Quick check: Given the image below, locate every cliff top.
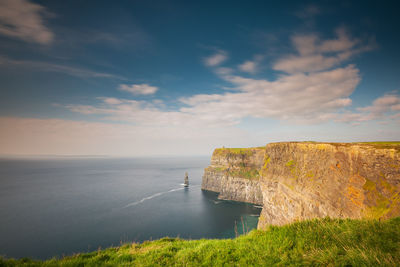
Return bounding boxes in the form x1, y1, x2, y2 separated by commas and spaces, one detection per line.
270, 141, 400, 152
215, 142, 400, 153
213, 146, 265, 156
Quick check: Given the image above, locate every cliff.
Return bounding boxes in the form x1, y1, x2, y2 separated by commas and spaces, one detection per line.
201, 142, 400, 229
201, 147, 264, 205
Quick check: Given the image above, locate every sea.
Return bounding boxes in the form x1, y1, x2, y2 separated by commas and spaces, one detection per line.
0, 156, 261, 260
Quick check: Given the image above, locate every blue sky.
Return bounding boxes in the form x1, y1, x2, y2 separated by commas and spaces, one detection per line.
0, 0, 399, 156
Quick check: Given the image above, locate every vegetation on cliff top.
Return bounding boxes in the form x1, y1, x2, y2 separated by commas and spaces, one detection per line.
211, 147, 264, 180
2, 217, 399, 266
213, 147, 265, 157
362, 176, 400, 219
286, 141, 400, 151
227, 167, 260, 180
216, 142, 400, 153
208, 165, 261, 180
355, 141, 400, 151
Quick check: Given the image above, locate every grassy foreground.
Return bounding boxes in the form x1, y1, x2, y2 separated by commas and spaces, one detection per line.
1, 217, 399, 266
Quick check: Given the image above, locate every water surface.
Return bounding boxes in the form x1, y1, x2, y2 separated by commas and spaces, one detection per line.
0, 157, 261, 260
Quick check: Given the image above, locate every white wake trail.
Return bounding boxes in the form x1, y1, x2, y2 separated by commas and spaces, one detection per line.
123, 187, 184, 208
122, 184, 201, 209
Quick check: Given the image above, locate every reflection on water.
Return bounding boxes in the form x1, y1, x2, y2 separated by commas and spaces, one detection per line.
0, 157, 261, 260
200, 190, 261, 237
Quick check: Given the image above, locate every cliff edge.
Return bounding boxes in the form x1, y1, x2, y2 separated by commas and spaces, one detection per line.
202, 147, 264, 205
201, 142, 400, 229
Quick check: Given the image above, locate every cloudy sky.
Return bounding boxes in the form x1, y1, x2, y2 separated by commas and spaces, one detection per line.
0, 0, 399, 156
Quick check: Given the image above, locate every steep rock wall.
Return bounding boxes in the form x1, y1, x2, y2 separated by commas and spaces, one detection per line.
201, 147, 264, 205
201, 142, 400, 229
259, 142, 400, 228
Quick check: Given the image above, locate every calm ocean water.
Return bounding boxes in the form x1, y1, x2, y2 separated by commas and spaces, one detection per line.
0, 157, 261, 260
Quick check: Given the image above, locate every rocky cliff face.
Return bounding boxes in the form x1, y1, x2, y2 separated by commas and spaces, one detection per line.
201, 147, 264, 205
258, 142, 400, 228
201, 142, 400, 229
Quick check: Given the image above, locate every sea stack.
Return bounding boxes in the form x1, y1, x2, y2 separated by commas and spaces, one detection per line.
184, 172, 189, 187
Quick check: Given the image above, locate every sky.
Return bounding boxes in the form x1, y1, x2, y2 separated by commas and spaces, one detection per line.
0, 0, 399, 156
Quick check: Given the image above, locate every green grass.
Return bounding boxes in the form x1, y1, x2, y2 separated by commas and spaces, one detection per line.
286, 160, 295, 167
214, 148, 254, 157
356, 141, 400, 145
354, 142, 400, 151
2, 217, 399, 266
213, 166, 227, 172
227, 167, 260, 180
265, 141, 400, 153
214, 147, 265, 157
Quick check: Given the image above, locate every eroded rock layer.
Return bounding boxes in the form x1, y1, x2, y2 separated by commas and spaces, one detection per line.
201, 147, 264, 205
201, 142, 400, 229
258, 142, 400, 228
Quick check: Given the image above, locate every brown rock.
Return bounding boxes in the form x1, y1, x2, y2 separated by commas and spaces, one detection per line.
201, 142, 400, 229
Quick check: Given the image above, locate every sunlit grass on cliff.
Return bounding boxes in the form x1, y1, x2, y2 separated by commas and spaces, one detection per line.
2, 217, 399, 266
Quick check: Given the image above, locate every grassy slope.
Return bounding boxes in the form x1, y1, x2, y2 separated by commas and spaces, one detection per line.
355, 141, 400, 151
2, 217, 399, 266
298, 141, 400, 151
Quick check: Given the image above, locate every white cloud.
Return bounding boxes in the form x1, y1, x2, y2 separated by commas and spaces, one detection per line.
64, 64, 359, 127
61, 30, 378, 127
359, 94, 400, 113
215, 67, 234, 76
273, 28, 374, 73
4, 27, 392, 156
274, 54, 341, 74
100, 97, 123, 105
204, 51, 228, 66
319, 28, 358, 53
291, 35, 319, 55
336, 93, 400, 123
238, 60, 257, 74
0, 0, 53, 44
119, 83, 158, 95
180, 65, 359, 124
359, 93, 400, 120
392, 104, 400, 111
66, 97, 232, 127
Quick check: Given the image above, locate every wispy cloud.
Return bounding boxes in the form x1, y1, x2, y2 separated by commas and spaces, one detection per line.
63, 64, 359, 127
0, 0, 53, 44
181, 65, 358, 124
62, 29, 380, 126
119, 83, 158, 95
337, 93, 400, 123
238, 61, 257, 74
1, 26, 396, 156
273, 27, 375, 74
57, 26, 152, 51
294, 4, 322, 28
65, 97, 228, 127
203, 50, 228, 66
238, 55, 263, 74
0, 56, 125, 79
28, 26, 394, 156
